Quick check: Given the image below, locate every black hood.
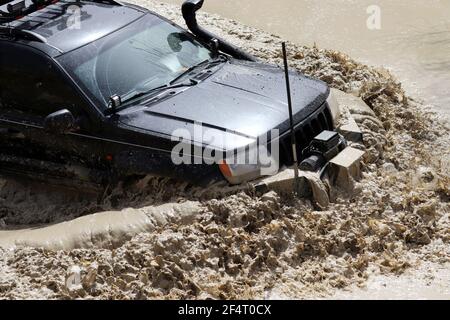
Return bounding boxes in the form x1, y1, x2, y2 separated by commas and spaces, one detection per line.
118, 59, 329, 150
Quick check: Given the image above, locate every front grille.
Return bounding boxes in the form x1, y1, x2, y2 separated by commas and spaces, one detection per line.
279, 102, 334, 166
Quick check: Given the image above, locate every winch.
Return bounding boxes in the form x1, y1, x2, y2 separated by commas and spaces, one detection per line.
299, 130, 347, 172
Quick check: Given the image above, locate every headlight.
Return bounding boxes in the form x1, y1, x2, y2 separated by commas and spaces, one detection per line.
218, 145, 279, 185
326, 89, 341, 125
219, 161, 262, 185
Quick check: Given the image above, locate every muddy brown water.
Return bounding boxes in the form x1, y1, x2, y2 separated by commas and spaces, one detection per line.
0, 0, 449, 300
163, 0, 450, 119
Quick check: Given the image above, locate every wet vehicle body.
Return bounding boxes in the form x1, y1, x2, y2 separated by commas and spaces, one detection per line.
0, 0, 337, 189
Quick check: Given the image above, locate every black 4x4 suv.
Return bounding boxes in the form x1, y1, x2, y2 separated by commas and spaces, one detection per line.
0, 0, 337, 189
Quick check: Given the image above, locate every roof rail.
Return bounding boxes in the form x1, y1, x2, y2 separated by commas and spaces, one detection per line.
0, 0, 122, 25
0, 25, 47, 42
1, 0, 54, 24
0, 0, 11, 6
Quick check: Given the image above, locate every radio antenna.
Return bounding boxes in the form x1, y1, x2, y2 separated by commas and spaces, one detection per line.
282, 42, 300, 195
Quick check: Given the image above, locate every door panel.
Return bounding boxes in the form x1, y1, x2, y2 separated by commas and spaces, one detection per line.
0, 43, 107, 185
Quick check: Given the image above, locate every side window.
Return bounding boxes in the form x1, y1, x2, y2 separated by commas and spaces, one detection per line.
0, 44, 86, 119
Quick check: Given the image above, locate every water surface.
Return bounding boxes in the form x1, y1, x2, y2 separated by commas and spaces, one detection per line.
163, 0, 450, 118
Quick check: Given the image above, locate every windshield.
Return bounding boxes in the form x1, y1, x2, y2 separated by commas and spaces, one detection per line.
57, 14, 213, 111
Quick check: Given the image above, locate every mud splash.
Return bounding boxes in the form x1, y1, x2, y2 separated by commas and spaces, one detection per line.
0, 0, 448, 299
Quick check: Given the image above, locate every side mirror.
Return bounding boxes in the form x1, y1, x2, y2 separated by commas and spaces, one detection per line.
44, 109, 75, 134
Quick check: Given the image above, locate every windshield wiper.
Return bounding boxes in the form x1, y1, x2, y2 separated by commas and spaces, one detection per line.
169, 56, 228, 85
169, 59, 209, 85
120, 81, 195, 106
118, 56, 227, 108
